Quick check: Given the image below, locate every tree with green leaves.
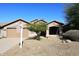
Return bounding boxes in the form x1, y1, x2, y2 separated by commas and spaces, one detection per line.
64, 3, 79, 31
27, 22, 47, 40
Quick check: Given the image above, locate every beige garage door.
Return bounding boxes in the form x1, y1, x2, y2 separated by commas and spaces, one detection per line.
7, 29, 20, 38
7, 28, 29, 38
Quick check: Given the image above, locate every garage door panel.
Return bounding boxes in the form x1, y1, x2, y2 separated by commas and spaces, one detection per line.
7, 29, 29, 38
7, 29, 20, 38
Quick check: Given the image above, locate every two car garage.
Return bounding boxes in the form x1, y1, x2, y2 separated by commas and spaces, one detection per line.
1, 19, 30, 39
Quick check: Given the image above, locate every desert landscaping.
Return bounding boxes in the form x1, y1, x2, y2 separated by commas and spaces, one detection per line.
0, 36, 79, 56
1, 3, 79, 56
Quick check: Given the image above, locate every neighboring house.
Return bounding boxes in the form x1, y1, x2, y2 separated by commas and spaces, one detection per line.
0, 19, 64, 39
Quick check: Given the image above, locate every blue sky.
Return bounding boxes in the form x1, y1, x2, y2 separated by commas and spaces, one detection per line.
0, 3, 66, 23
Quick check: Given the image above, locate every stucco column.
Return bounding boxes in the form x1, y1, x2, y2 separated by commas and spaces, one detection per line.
59, 26, 63, 36
46, 27, 49, 37
3, 27, 7, 38
0, 29, 2, 38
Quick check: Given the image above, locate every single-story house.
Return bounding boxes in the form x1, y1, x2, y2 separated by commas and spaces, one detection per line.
0, 19, 64, 39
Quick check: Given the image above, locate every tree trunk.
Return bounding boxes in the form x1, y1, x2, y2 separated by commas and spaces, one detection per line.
36, 32, 41, 40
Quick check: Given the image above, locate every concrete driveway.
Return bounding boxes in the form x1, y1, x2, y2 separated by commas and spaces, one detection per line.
0, 38, 20, 53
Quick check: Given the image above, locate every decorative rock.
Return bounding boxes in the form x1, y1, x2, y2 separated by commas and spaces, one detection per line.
63, 30, 79, 41
66, 40, 72, 43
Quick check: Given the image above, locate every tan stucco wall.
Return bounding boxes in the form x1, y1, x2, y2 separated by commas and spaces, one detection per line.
48, 22, 59, 27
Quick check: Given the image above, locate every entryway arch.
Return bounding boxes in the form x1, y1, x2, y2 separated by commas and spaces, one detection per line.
49, 26, 60, 35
